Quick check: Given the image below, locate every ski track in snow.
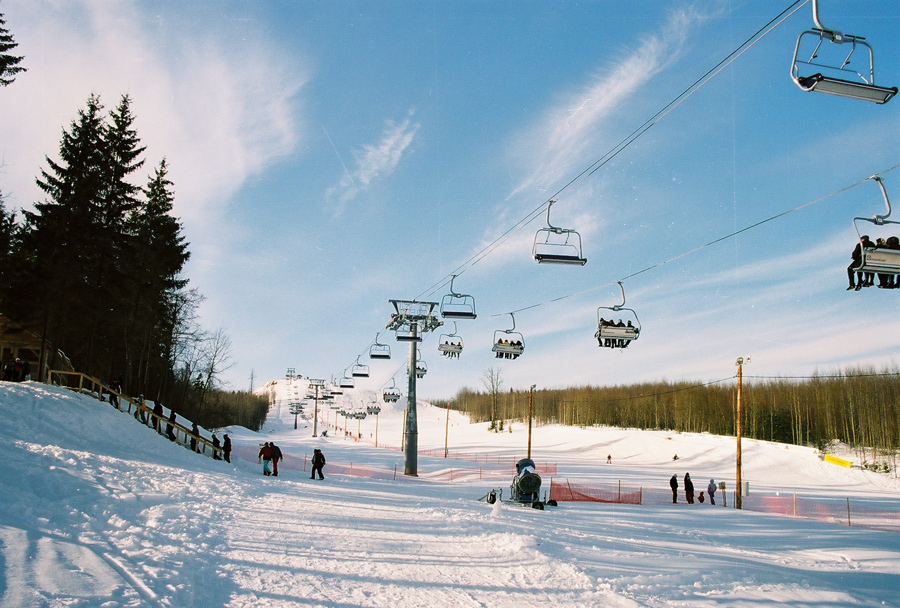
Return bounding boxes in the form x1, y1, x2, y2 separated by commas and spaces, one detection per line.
2, 379, 900, 607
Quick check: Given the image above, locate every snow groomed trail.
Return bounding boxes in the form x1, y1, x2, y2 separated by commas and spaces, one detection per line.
2, 378, 900, 607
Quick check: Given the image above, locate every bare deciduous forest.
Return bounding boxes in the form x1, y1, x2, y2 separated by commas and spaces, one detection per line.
435, 366, 900, 472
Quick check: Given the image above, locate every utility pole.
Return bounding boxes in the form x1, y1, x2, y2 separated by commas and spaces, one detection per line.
444, 401, 451, 458
735, 357, 750, 510
527, 384, 536, 459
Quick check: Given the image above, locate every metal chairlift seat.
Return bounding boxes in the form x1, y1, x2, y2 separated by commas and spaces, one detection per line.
383, 388, 401, 403
438, 341, 463, 354
595, 282, 641, 348
395, 331, 423, 342
367, 405, 381, 415
532, 199, 587, 265
438, 322, 464, 356
440, 275, 477, 319
351, 357, 370, 378
852, 176, 900, 276
790, 1, 896, 104
369, 334, 391, 360
339, 376, 355, 389
491, 313, 525, 358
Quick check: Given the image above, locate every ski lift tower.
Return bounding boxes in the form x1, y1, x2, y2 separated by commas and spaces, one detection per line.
386, 299, 442, 476
308, 379, 325, 437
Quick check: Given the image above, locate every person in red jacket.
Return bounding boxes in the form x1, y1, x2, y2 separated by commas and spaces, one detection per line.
258, 442, 274, 476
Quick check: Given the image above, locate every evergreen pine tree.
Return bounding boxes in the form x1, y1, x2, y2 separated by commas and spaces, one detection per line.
0, 7, 26, 87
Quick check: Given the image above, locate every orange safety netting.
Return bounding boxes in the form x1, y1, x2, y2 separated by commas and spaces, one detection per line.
549, 479, 643, 505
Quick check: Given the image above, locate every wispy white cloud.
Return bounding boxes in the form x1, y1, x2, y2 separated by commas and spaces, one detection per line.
508, 6, 706, 200
0, 0, 307, 225
326, 110, 419, 217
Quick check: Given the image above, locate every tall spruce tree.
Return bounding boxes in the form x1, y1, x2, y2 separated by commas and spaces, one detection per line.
0, 6, 26, 87
14, 94, 109, 372
125, 158, 189, 393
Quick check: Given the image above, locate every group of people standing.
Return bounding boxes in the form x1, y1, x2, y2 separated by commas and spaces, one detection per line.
847, 234, 900, 290
257, 442, 326, 479
669, 473, 719, 505
1, 357, 30, 382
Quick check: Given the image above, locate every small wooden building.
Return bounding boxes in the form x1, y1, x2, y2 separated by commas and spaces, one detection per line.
0, 313, 74, 380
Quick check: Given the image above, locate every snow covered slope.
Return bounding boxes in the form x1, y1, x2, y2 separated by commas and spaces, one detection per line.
2, 379, 899, 607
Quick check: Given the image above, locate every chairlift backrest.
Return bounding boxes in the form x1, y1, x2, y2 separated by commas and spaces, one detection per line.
851, 176, 900, 276
595, 282, 641, 346
369, 334, 391, 359
790, 0, 897, 103
491, 313, 525, 357
351, 356, 370, 378
440, 275, 477, 319
532, 200, 587, 265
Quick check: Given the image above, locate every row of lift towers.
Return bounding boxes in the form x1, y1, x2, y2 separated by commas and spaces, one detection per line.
330, 0, 900, 478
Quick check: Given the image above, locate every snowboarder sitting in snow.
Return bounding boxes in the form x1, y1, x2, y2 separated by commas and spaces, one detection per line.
311, 449, 325, 480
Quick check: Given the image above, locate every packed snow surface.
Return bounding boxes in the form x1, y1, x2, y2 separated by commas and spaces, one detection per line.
2, 378, 900, 607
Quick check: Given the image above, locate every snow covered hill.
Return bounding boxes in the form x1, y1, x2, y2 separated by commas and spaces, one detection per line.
2, 378, 900, 607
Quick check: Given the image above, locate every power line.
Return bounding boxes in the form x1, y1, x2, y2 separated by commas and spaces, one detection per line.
418, 0, 808, 303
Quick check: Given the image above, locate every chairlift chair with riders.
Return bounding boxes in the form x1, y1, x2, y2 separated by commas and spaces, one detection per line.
440, 275, 477, 320
532, 199, 587, 266
850, 175, 900, 284
369, 333, 391, 360
408, 354, 428, 379
790, 0, 897, 104
491, 313, 525, 359
438, 322, 464, 357
351, 356, 370, 378
383, 378, 401, 403
595, 282, 641, 349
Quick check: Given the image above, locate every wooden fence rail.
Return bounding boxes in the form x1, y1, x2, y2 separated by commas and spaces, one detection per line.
46, 369, 223, 460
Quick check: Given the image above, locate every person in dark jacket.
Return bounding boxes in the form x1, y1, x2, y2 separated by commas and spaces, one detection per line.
166, 411, 177, 442
270, 442, 282, 476
212, 434, 222, 460
669, 473, 678, 504
848, 235, 875, 290
684, 473, 695, 504
223, 434, 232, 463
311, 448, 325, 480
152, 402, 164, 432
190, 423, 200, 453
258, 442, 274, 475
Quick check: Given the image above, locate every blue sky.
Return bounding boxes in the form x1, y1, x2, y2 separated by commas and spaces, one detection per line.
1, 1, 899, 400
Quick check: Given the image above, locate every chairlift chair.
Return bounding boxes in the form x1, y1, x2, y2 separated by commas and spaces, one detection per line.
790, 0, 897, 104
339, 373, 355, 389
440, 275, 477, 319
383, 378, 401, 403
351, 356, 370, 378
532, 199, 587, 265
369, 334, 391, 360
594, 282, 641, 348
438, 322, 464, 357
851, 176, 900, 281
491, 313, 525, 359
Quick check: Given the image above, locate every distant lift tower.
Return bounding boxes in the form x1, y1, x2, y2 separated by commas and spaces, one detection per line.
386, 300, 442, 476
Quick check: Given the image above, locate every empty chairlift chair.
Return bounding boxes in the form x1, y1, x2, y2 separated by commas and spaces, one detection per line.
850, 175, 900, 287
791, 0, 897, 104
440, 275, 477, 319
532, 199, 587, 266
594, 282, 641, 349
351, 356, 370, 378
369, 333, 391, 360
491, 313, 525, 359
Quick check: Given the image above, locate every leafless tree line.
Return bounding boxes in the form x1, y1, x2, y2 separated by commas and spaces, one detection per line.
437, 365, 900, 471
